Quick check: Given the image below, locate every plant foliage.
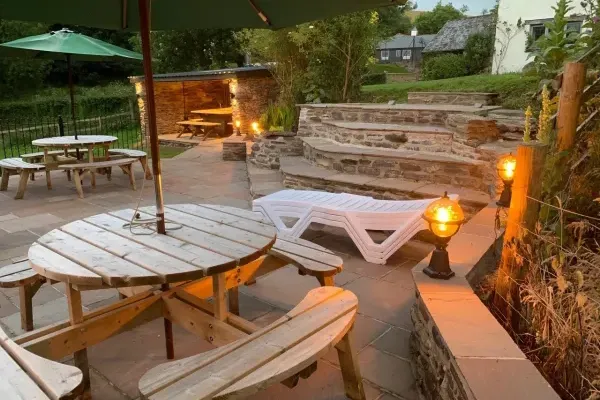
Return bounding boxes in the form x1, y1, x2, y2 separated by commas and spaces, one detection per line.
413, 1, 466, 34
421, 53, 468, 80
464, 33, 495, 74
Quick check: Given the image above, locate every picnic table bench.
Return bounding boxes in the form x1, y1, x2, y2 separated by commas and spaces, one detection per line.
138, 286, 364, 400
58, 158, 137, 198
0, 157, 50, 199
108, 148, 152, 180
0, 323, 83, 399
21, 149, 89, 164
176, 120, 222, 139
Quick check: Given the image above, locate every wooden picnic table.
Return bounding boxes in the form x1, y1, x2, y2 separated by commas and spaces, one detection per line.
190, 107, 233, 136
190, 107, 233, 116
32, 135, 118, 186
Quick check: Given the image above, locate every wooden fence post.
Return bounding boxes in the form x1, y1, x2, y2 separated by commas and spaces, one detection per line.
557, 62, 586, 151
493, 142, 547, 331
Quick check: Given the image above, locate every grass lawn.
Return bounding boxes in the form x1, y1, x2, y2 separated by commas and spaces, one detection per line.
156, 146, 187, 159
368, 64, 409, 74
361, 73, 539, 109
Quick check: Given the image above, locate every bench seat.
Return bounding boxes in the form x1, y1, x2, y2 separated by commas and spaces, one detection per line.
0, 260, 46, 331
21, 149, 88, 163
58, 158, 137, 198
0, 157, 50, 199
176, 120, 222, 139
139, 286, 365, 400
0, 323, 83, 399
108, 149, 152, 180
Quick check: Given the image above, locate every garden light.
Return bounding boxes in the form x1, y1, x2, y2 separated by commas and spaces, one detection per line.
422, 192, 464, 280
251, 121, 260, 134
496, 153, 517, 208
235, 120, 241, 136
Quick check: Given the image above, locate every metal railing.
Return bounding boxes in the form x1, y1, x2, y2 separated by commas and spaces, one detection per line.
0, 109, 147, 159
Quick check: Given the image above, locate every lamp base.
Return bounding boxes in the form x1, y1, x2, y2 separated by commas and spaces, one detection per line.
423, 248, 455, 280
496, 183, 512, 208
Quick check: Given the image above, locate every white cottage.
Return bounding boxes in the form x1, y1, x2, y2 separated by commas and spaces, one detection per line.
492, 0, 586, 73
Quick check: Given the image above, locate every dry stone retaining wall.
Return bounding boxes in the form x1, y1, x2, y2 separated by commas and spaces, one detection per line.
248, 132, 303, 169
407, 92, 498, 106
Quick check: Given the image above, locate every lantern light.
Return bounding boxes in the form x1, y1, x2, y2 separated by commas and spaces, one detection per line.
235, 120, 241, 136
496, 153, 517, 208
251, 121, 260, 134
422, 192, 465, 279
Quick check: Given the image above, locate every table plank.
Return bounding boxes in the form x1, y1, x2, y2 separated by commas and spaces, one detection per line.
0, 346, 50, 399
86, 213, 235, 270
28, 243, 104, 287
60, 220, 206, 282
36, 230, 163, 287
32, 135, 117, 148
202, 204, 270, 223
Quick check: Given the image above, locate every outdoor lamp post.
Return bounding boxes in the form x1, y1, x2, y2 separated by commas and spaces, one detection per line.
410, 27, 418, 70
496, 153, 517, 208
422, 192, 465, 280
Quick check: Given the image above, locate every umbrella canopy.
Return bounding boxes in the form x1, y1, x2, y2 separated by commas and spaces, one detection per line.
0, 0, 402, 31
0, 28, 143, 61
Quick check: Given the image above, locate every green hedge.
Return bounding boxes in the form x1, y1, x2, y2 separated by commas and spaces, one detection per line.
362, 72, 387, 85
422, 53, 468, 81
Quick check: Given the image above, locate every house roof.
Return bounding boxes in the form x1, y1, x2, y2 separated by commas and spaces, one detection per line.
377, 34, 436, 50
423, 14, 494, 53
129, 65, 271, 83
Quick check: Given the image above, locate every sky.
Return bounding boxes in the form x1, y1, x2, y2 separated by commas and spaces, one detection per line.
415, 0, 497, 15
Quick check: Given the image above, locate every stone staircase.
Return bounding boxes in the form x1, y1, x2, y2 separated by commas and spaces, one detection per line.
274, 102, 520, 208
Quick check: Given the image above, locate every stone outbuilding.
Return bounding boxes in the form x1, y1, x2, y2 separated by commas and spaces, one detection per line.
130, 66, 278, 137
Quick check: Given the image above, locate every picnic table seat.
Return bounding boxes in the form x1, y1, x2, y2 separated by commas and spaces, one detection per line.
138, 286, 365, 400
0, 157, 50, 199
0, 322, 83, 399
58, 158, 137, 198
108, 148, 153, 180
20, 148, 89, 164
176, 120, 222, 139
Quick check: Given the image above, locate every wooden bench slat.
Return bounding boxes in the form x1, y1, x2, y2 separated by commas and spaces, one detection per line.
36, 230, 163, 287
108, 149, 147, 158
0, 263, 40, 288
58, 158, 136, 170
272, 237, 342, 269
0, 345, 50, 399
88, 212, 236, 270
21, 149, 88, 159
140, 287, 357, 400
59, 220, 205, 282
0, 158, 45, 170
176, 121, 221, 126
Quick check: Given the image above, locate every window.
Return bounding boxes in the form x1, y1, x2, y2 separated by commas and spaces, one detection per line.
566, 21, 582, 33
381, 50, 389, 61
530, 24, 546, 42
402, 49, 412, 60
528, 19, 583, 51
396, 50, 402, 57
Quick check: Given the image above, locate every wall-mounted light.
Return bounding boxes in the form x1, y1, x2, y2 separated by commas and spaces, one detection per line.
496, 153, 516, 208
422, 192, 465, 280
235, 120, 241, 136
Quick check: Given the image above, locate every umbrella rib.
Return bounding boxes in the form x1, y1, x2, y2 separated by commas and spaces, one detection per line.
247, 0, 271, 26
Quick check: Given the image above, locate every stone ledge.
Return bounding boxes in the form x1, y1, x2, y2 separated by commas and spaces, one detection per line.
280, 156, 490, 207
297, 103, 501, 114
321, 121, 455, 135
410, 203, 561, 400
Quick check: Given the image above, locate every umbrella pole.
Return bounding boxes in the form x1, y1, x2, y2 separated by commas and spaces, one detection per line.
67, 54, 78, 141
138, 0, 166, 235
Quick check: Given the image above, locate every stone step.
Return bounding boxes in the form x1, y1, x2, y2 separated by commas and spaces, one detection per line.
301, 137, 489, 192
317, 121, 454, 152
279, 156, 491, 208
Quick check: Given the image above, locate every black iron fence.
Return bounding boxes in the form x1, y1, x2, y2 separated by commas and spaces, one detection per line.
0, 108, 147, 160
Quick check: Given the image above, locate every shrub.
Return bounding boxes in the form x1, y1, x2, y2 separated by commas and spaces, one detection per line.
259, 103, 298, 132
362, 72, 386, 86
421, 53, 468, 80
464, 33, 494, 74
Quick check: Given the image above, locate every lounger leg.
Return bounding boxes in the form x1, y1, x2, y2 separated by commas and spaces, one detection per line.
0, 168, 9, 191
228, 287, 240, 316
19, 279, 43, 332
336, 328, 366, 400
316, 275, 335, 286
161, 284, 175, 360
73, 170, 84, 199
15, 170, 29, 199
66, 284, 91, 398
140, 156, 153, 180
45, 170, 52, 190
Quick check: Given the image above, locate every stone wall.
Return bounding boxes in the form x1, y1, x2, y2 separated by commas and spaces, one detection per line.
232, 76, 279, 135
385, 72, 418, 83
409, 204, 561, 400
408, 92, 498, 106
248, 132, 303, 169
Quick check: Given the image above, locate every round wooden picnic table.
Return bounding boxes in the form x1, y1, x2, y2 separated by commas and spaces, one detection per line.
28, 203, 277, 397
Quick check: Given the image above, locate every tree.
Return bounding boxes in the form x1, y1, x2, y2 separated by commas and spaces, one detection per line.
133, 29, 244, 74
414, 2, 465, 34
464, 32, 495, 74
377, 3, 414, 38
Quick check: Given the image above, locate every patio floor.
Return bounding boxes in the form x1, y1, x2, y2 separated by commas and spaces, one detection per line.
0, 141, 431, 400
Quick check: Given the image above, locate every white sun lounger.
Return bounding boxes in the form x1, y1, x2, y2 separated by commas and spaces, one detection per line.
253, 189, 457, 264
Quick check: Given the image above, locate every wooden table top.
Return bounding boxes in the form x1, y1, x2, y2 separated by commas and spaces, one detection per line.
28, 204, 277, 288
32, 135, 118, 148
190, 107, 233, 115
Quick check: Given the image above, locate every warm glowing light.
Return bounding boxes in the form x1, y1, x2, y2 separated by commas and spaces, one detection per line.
423, 193, 464, 239
497, 154, 517, 182
235, 120, 241, 128
251, 121, 260, 133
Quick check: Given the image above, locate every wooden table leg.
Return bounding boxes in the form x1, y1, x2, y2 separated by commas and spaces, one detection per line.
73, 170, 84, 199
87, 145, 96, 188
0, 168, 9, 191
62, 148, 72, 181
161, 283, 175, 360
336, 327, 366, 400
212, 273, 228, 321
15, 170, 29, 199
66, 284, 91, 399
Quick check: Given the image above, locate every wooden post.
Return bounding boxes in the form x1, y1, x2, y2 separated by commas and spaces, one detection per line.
556, 62, 586, 151
493, 142, 547, 331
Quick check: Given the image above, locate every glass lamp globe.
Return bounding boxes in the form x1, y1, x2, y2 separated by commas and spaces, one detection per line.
497, 153, 517, 183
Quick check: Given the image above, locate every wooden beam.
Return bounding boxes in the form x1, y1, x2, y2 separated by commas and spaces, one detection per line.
493, 142, 547, 331
66, 285, 90, 397
557, 62, 586, 151
21, 294, 162, 360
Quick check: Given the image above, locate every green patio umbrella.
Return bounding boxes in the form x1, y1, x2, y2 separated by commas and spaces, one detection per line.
0, 28, 142, 139
0, 0, 406, 235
